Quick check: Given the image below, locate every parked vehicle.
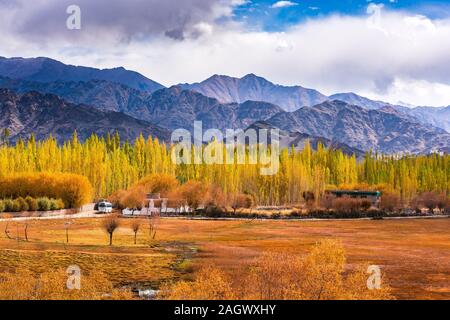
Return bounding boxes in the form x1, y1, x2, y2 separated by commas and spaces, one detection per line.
98, 201, 113, 213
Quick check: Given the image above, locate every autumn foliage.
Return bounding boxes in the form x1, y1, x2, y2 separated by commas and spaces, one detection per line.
0, 269, 132, 300
0, 134, 448, 206
0, 173, 93, 208
160, 239, 393, 300
109, 173, 179, 209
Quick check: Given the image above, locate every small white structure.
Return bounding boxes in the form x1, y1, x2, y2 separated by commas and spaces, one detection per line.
122, 207, 159, 216
98, 201, 113, 213
122, 193, 190, 216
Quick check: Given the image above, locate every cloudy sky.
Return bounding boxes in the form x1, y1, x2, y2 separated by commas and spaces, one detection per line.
1, 0, 450, 106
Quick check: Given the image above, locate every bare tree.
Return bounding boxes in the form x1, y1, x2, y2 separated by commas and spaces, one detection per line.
229, 193, 253, 215
148, 213, 160, 240
131, 220, 141, 245
436, 193, 448, 214
24, 222, 29, 242
2, 214, 12, 239
379, 192, 400, 213
416, 192, 439, 214
102, 215, 120, 246
321, 194, 334, 212
64, 220, 73, 243
22, 212, 32, 242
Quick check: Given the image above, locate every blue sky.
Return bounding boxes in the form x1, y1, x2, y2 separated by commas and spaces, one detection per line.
233, 0, 450, 31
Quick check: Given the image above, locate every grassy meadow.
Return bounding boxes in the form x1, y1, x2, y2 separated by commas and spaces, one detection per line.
0, 216, 449, 299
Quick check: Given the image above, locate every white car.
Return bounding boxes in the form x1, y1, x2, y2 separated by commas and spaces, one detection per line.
98, 201, 113, 213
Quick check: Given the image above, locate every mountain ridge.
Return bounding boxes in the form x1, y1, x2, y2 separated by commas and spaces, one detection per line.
0, 89, 170, 143
265, 100, 450, 154
0, 56, 448, 154
0, 56, 164, 93
181, 73, 328, 112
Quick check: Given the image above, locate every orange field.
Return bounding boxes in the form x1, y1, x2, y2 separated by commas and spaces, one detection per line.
0, 216, 449, 300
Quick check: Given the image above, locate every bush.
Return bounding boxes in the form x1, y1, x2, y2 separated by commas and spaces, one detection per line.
3, 199, 15, 212
56, 199, 65, 210
0, 173, 93, 209
16, 197, 29, 212
0, 197, 63, 212
11, 200, 21, 212
25, 196, 38, 211
49, 199, 59, 211
48, 198, 64, 211
380, 192, 400, 213
160, 239, 393, 300
37, 197, 51, 211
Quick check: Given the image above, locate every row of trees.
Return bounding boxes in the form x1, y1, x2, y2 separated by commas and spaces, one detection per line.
319, 191, 449, 215
0, 197, 65, 213
0, 133, 448, 205
109, 173, 254, 215
1, 213, 153, 247
0, 173, 93, 208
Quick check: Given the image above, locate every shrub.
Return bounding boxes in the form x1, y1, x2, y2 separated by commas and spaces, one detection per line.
0, 269, 133, 300
160, 239, 393, 300
290, 209, 302, 218
0, 200, 5, 213
37, 197, 51, 211
49, 199, 59, 211
11, 200, 21, 212
108, 189, 127, 209
121, 186, 146, 210
56, 199, 65, 210
413, 192, 445, 213
229, 193, 254, 214
3, 199, 15, 212
380, 192, 400, 213
0, 173, 93, 209
16, 197, 29, 212
332, 197, 370, 216
179, 181, 209, 211
25, 196, 38, 211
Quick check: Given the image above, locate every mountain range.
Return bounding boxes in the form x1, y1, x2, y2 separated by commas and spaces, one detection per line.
0, 57, 164, 92
0, 56, 448, 155
0, 89, 170, 143
264, 100, 449, 154
181, 74, 328, 112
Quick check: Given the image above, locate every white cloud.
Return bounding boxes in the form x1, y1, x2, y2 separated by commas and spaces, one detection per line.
0, 3, 450, 106
271, 1, 298, 9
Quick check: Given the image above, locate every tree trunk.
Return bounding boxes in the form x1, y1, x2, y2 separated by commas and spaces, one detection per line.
4, 223, 11, 239
109, 232, 113, 246
66, 229, 69, 243
134, 232, 137, 245
24, 224, 28, 241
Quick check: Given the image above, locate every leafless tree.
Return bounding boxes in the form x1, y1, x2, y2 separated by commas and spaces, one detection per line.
416, 192, 440, 214
3, 214, 12, 239
229, 193, 254, 215
102, 215, 120, 246
436, 193, 448, 213
22, 212, 32, 242
64, 220, 73, 243
131, 220, 141, 245
379, 192, 401, 213
24, 223, 29, 241
148, 213, 160, 240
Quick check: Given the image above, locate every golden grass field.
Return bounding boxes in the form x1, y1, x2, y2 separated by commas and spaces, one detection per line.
0, 216, 449, 300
